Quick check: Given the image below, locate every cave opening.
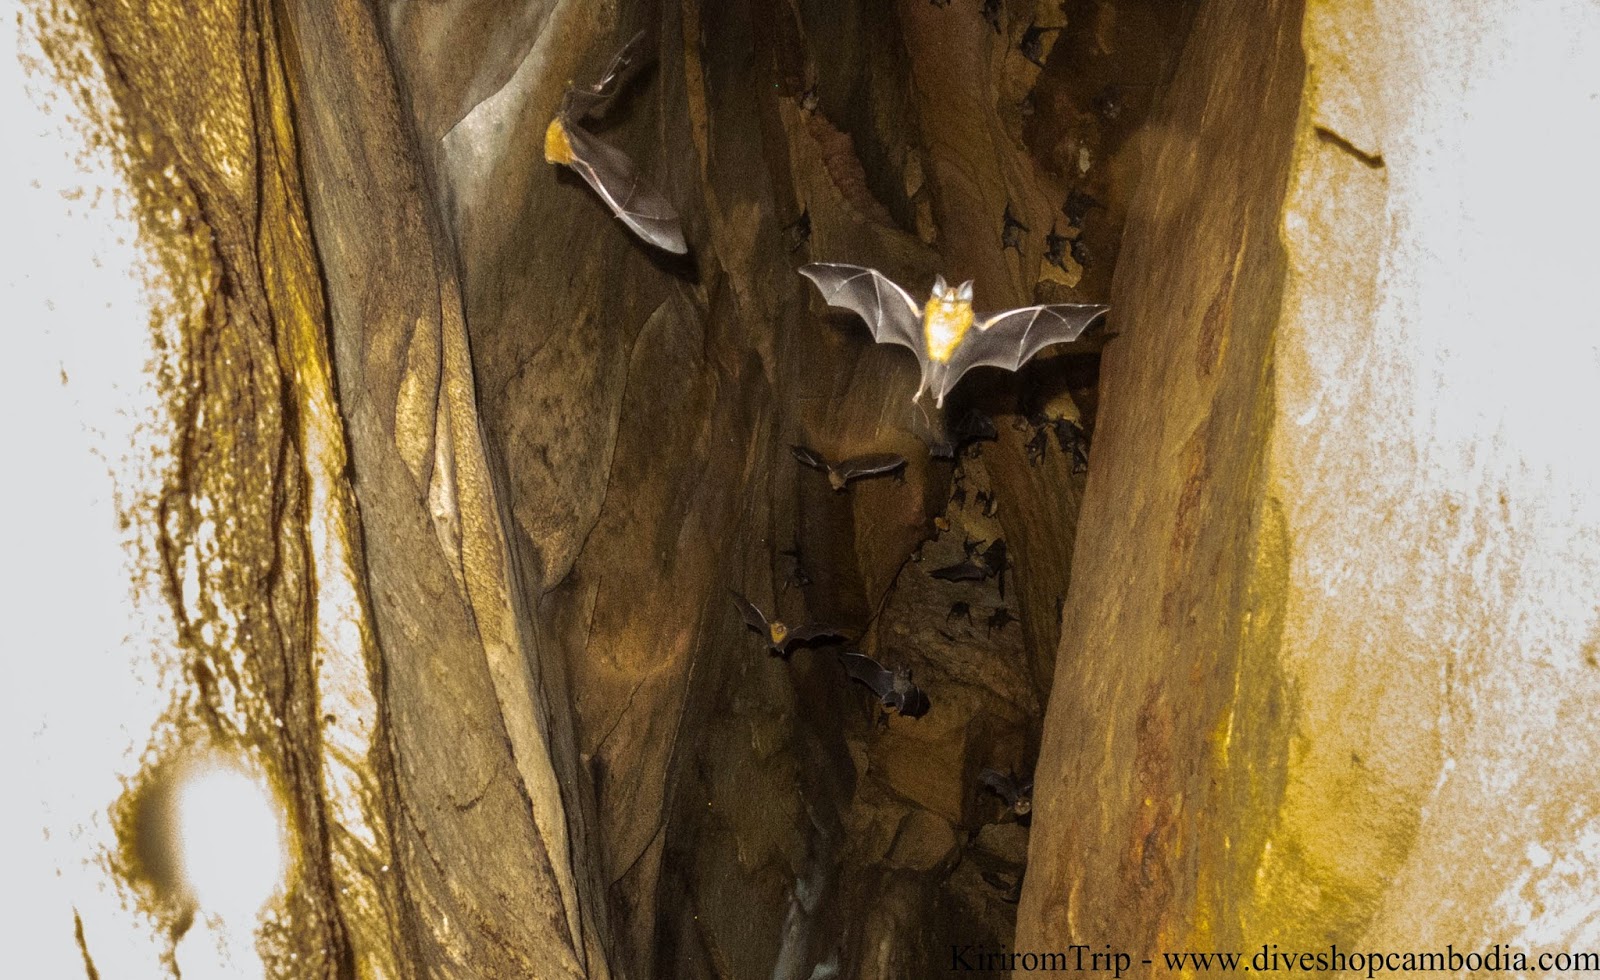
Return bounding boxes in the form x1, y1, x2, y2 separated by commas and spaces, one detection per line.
423, 0, 1198, 976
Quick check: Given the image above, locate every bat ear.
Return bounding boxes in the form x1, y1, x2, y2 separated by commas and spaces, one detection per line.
932, 274, 948, 297
956, 281, 973, 302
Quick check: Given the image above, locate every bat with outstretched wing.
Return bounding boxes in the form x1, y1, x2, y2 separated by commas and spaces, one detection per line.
545, 31, 688, 254
791, 445, 907, 492
979, 767, 1034, 819
730, 592, 846, 658
838, 652, 931, 718
798, 263, 1109, 407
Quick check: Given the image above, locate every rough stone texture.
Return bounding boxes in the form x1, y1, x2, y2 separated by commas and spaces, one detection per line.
1018, 0, 1600, 968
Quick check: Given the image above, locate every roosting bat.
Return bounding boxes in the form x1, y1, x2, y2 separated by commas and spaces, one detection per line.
982, 870, 1024, 904
839, 652, 931, 718
731, 592, 846, 658
1019, 22, 1063, 68
799, 264, 1109, 408
979, 768, 1034, 820
1001, 203, 1029, 252
791, 445, 907, 492
1044, 224, 1072, 272
928, 407, 998, 460
986, 607, 1018, 634
545, 31, 688, 254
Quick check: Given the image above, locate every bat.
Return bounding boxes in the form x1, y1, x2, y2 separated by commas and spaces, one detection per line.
778, 548, 812, 592
839, 652, 931, 718
1044, 224, 1072, 272
1072, 237, 1094, 270
1062, 188, 1105, 227
1025, 426, 1049, 466
1001, 203, 1029, 252
1057, 419, 1090, 473
931, 560, 988, 583
981, 870, 1024, 904
983, 538, 1010, 599
979, 767, 1034, 819
986, 607, 1018, 634
799, 85, 820, 113
545, 32, 688, 254
981, 0, 1002, 32
928, 407, 998, 460
792, 445, 907, 491
946, 601, 973, 625
784, 207, 812, 253
1092, 84, 1124, 120
798, 263, 1109, 408
1019, 22, 1063, 68
730, 592, 846, 658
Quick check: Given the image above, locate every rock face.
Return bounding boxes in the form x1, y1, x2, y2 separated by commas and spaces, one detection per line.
20, 0, 1600, 976
1017, 0, 1600, 968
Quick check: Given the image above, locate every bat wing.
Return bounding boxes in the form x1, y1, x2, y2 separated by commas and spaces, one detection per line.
564, 30, 649, 119
729, 592, 769, 634
560, 121, 689, 254
931, 561, 989, 583
837, 453, 906, 483
788, 623, 846, 645
798, 264, 924, 359
790, 444, 830, 472
839, 652, 894, 699
896, 686, 931, 718
936, 304, 1109, 403
979, 767, 1018, 804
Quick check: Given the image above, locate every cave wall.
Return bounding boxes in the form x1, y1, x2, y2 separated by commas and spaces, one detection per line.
20, 0, 1600, 975
1018, 0, 1600, 966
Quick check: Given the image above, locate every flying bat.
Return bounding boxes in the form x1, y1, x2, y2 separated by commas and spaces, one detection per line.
799, 264, 1109, 408
979, 768, 1034, 820
839, 652, 931, 718
792, 445, 907, 491
545, 31, 688, 254
731, 592, 846, 658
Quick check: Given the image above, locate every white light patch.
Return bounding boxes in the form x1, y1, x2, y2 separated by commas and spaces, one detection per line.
173, 759, 288, 922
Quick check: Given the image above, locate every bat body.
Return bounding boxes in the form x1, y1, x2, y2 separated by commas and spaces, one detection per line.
931, 560, 989, 584
979, 768, 1034, 819
839, 652, 931, 718
792, 445, 906, 492
986, 607, 1018, 634
799, 263, 1109, 407
545, 32, 688, 254
731, 592, 845, 658
1001, 204, 1028, 252
1044, 225, 1072, 271
1019, 22, 1063, 68
982, 870, 1024, 904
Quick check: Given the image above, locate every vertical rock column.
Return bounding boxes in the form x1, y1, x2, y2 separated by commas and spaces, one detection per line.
1019, 0, 1600, 966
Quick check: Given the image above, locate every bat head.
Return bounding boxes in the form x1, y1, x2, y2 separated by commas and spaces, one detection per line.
928, 277, 975, 304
